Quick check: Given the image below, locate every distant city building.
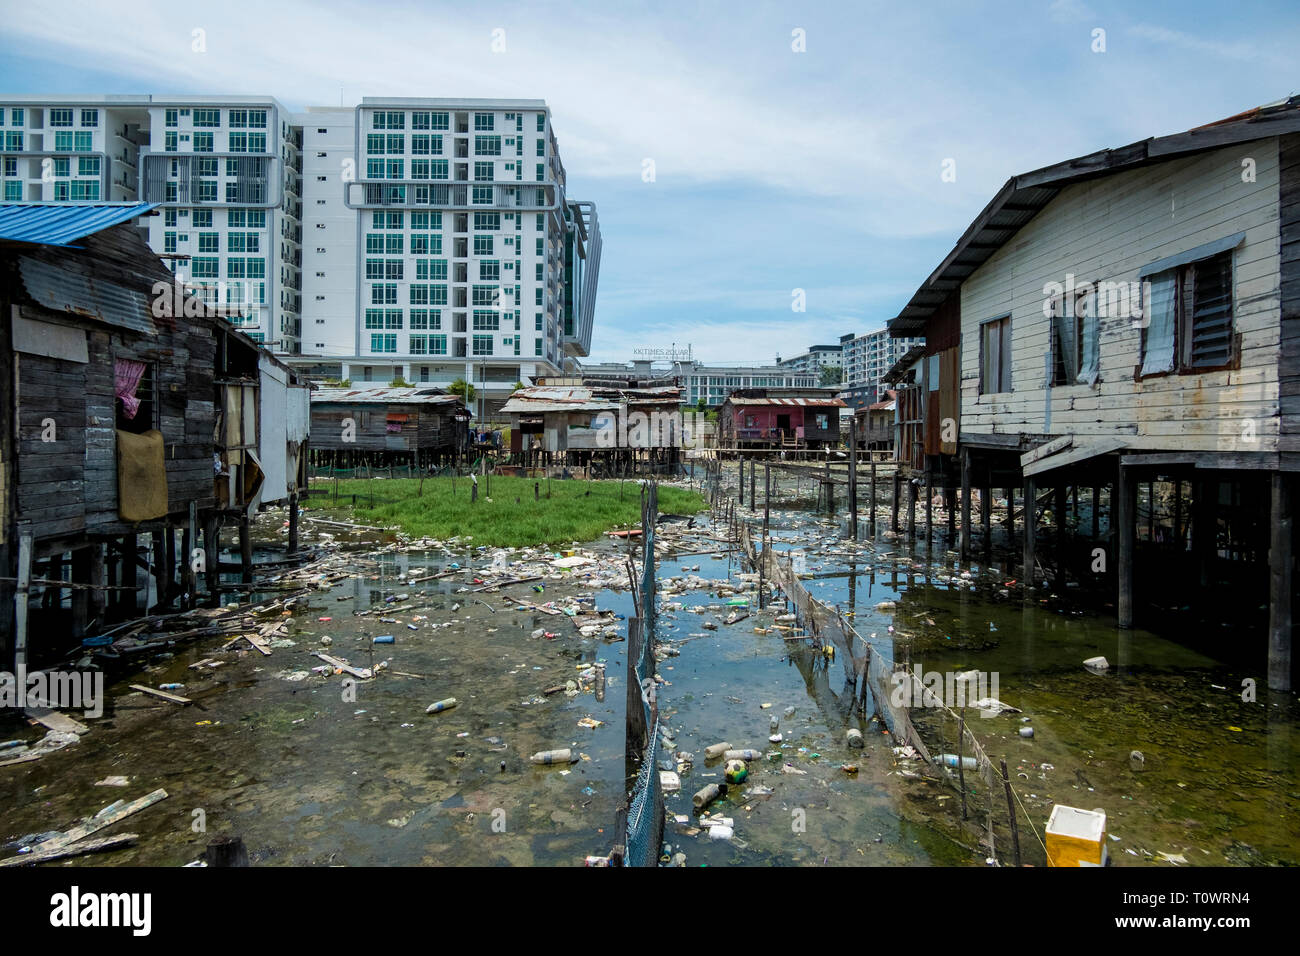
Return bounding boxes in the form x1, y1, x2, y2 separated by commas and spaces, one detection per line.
578, 358, 817, 407
775, 343, 842, 379
841, 327, 924, 404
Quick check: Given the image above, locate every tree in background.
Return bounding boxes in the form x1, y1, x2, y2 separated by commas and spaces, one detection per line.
819, 365, 843, 387
448, 378, 476, 403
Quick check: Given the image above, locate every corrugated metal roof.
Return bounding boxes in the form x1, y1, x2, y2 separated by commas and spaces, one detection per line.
724, 397, 847, 408
18, 255, 158, 335
0, 202, 158, 246
311, 387, 463, 406
514, 385, 593, 402
499, 396, 621, 414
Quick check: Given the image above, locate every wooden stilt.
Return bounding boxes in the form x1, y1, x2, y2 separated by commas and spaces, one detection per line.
1054, 484, 1067, 582
891, 471, 901, 534
1000, 759, 1022, 868
184, 502, 198, 609
123, 536, 141, 617
1023, 477, 1036, 584
1092, 485, 1101, 540
924, 459, 933, 547
1268, 473, 1294, 692
1005, 488, 1015, 547
980, 483, 991, 550
907, 474, 918, 539
870, 454, 878, 535
71, 547, 91, 637
848, 417, 858, 539
152, 530, 168, 611
1117, 463, 1135, 628
238, 514, 253, 585
960, 448, 972, 561
287, 492, 299, 554
204, 517, 220, 606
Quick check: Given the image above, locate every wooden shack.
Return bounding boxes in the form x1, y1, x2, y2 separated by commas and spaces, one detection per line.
854, 389, 897, 453
0, 202, 218, 664
309, 386, 468, 470
501, 384, 684, 475
887, 96, 1300, 690
718, 389, 846, 454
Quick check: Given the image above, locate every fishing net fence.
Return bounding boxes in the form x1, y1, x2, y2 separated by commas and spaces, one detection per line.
621, 481, 665, 866
737, 487, 1048, 866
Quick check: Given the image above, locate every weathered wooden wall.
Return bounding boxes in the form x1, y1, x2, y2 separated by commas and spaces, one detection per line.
1280, 133, 1300, 456
960, 139, 1283, 451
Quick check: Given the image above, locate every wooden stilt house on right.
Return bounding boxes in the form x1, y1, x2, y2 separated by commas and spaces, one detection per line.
888, 96, 1300, 691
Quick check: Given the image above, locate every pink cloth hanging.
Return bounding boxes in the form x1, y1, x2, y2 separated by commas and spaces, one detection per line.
114, 358, 147, 419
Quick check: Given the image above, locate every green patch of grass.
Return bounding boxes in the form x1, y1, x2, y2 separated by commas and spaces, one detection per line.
308, 476, 707, 548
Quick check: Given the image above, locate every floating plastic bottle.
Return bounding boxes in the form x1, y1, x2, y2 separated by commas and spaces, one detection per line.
425, 698, 458, 714
530, 748, 576, 765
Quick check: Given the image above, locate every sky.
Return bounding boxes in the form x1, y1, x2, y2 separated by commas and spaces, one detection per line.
1, 0, 1297, 365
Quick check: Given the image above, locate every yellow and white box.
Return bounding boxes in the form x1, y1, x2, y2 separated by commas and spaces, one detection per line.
1045, 805, 1108, 867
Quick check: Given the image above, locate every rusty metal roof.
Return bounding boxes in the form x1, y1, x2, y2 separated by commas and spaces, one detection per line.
311, 386, 464, 406
501, 383, 677, 414
724, 396, 846, 408
17, 255, 158, 335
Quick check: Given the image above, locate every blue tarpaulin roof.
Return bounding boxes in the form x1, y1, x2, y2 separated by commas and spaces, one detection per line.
0, 202, 158, 246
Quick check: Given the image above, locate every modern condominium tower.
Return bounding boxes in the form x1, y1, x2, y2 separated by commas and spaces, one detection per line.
0, 94, 601, 415
297, 97, 600, 413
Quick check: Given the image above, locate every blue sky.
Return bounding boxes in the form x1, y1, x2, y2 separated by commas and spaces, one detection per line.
1, 0, 1296, 364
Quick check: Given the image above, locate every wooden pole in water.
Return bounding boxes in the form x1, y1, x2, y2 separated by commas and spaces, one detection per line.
183, 502, 197, 608
957, 712, 968, 821
1267, 472, 1293, 692
1023, 477, 1036, 585
870, 453, 877, 536
907, 475, 917, 540
824, 455, 831, 515
1005, 488, 1015, 547
924, 459, 933, 547
1117, 463, 1135, 628
764, 463, 771, 540
203, 519, 219, 606
848, 417, 858, 539
891, 471, 901, 534
286, 493, 299, 555
238, 514, 253, 586
153, 529, 169, 609
960, 449, 972, 561
1000, 758, 1021, 867
1054, 484, 1067, 582
981, 483, 991, 550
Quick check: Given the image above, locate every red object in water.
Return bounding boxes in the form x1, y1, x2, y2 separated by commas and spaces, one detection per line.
1005, 580, 1017, 587
318, 617, 332, 622
473, 578, 484, 584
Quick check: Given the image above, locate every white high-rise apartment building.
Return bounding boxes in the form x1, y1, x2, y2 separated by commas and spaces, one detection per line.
841, 327, 924, 401
0, 95, 601, 413
775, 343, 842, 379
0, 95, 301, 349
297, 98, 599, 412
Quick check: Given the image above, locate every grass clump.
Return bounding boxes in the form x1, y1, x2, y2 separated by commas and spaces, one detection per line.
311, 475, 707, 548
